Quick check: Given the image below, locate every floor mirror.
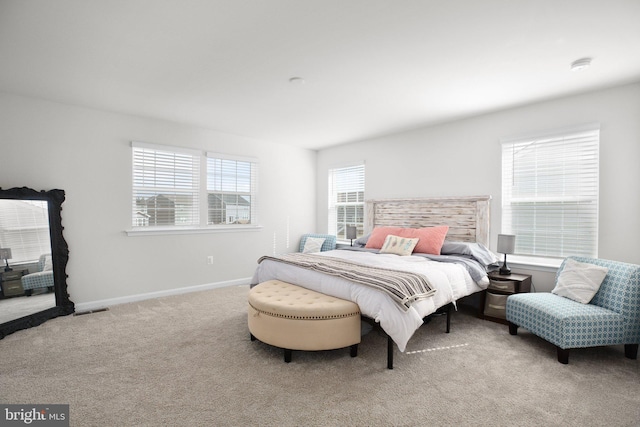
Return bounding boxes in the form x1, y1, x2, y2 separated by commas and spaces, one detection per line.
0, 187, 74, 339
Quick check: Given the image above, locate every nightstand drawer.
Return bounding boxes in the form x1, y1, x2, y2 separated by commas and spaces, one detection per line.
2, 281, 24, 297
484, 292, 508, 319
488, 279, 517, 293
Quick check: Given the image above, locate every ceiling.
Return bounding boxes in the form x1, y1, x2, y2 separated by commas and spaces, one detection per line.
1, 1, 639, 150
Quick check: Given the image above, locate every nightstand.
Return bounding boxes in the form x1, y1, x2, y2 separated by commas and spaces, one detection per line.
482, 272, 532, 324
0, 269, 28, 298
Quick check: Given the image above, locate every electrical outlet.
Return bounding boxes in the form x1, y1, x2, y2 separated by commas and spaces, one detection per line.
207, 256, 214, 265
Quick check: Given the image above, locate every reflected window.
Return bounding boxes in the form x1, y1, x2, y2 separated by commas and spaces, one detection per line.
0, 200, 51, 263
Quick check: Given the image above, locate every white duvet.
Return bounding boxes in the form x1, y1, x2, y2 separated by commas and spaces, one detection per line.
250, 250, 488, 352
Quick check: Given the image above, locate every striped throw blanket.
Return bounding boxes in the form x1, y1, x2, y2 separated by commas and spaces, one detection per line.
257, 253, 436, 311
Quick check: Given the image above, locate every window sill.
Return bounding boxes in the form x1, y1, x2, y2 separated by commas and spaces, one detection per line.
125, 225, 263, 237
506, 255, 563, 273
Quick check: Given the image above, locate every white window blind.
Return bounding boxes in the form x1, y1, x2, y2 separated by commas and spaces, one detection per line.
0, 200, 51, 264
206, 153, 259, 225
501, 125, 600, 258
328, 163, 365, 240
132, 142, 200, 227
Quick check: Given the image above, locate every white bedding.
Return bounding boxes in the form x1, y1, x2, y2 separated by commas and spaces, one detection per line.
250, 249, 488, 352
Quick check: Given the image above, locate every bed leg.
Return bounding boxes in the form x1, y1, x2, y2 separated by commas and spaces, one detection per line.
446, 303, 451, 333
387, 335, 394, 369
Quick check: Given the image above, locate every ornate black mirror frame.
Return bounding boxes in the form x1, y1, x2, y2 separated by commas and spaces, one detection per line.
0, 187, 74, 339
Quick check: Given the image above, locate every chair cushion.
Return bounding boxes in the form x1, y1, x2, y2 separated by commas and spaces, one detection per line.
21, 270, 54, 290
249, 280, 360, 320
506, 293, 625, 349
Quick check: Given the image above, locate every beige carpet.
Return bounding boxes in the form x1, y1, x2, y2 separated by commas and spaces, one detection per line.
1, 284, 638, 427
0, 292, 56, 324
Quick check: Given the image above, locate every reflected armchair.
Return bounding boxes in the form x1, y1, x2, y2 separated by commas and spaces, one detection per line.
21, 254, 55, 296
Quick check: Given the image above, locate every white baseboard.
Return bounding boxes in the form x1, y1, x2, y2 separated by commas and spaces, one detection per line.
74, 277, 251, 313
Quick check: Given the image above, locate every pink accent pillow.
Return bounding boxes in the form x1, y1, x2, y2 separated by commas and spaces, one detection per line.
365, 226, 449, 255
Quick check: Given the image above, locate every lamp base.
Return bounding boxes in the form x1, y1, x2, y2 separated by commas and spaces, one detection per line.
499, 266, 511, 275
500, 253, 511, 275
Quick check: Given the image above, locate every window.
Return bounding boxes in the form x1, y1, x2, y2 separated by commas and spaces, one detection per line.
207, 153, 258, 225
501, 125, 599, 259
328, 163, 365, 240
132, 142, 200, 227
131, 142, 259, 231
0, 200, 51, 264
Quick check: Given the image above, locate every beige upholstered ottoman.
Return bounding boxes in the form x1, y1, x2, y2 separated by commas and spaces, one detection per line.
248, 280, 361, 363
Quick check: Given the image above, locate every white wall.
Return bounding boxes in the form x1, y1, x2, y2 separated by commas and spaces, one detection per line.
317, 83, 640, 291
0, 92, 317, 306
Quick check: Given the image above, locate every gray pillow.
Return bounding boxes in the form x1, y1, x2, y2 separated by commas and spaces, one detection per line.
441, 241, 500, 267
354, 233, 370, 247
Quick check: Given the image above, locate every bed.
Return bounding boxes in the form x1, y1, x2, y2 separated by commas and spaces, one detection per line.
251, 195, 498, 368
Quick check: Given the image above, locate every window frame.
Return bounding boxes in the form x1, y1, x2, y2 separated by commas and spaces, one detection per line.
128, 142, 262, 236
500, 124, 600, 261
205, 152, 259, 227
328, 162, 365, 243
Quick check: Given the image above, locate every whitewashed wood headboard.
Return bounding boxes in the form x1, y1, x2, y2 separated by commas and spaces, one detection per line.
365, 195, 491, 247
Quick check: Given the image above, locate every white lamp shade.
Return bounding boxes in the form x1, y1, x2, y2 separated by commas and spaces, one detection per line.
497, 234, 516, 254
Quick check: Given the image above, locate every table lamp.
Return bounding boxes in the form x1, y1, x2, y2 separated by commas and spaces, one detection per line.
497, 234, 515, 275
346, 225, 357, 247
0, 248, 13, 272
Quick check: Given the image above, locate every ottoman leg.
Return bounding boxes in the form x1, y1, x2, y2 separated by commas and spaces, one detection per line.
250, 333, 256, 341
350, 344, 358, 357
508, 322, 518, 335
284, 349, 292, 363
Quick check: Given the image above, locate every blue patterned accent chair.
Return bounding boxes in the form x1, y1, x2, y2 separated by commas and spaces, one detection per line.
506, 256, 640, 364
21, 254, 55, 296
298, 234, 337, 252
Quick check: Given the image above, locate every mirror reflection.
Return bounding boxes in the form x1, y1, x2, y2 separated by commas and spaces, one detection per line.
0, 199, 56, 324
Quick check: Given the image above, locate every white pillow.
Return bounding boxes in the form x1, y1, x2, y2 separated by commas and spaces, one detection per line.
302, 237, 326, 254
379, 235, 419, 256
551, 258, 609, 304
43, 255, 53, 271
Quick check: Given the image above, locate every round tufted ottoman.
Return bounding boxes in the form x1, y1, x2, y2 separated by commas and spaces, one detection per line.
248, 280, 361, 363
